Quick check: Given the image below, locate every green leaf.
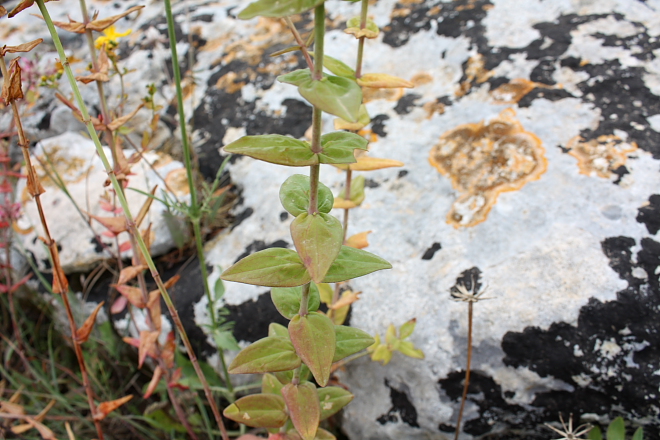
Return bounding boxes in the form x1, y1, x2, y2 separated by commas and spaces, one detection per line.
288, 312, 336, 386
272, 283, 322, 319
291, 213, 343, 283
176, 351, 224, 388
213, 276, 225, 302
315, 429, 337, 440
274, 364, 311, 385
323, 55, 356, 78
213, 328, 240, 351
223, 394, 288, 428
278, 70, 362, 122
322, 246, 392, 283
229, 336, 301, 374
333, 325, 375, 362
318, 132, 368, 164
281, 382, 320, 440
607, 418, 626, 440
222, 248, 311, 287
280, 174, 334, 216
262, 373, 285, 395
632, 427, 644, 440
317, 387, 353, 420
338, 174, 365, 205
145, 409, 188, 433
300, 76, 362, 122
399, 318, 417, 340
317, 283, 334, 305
334, 104, 370, 131
269, 322, 290, 339
589, 425, 603, 440
223, 135, 318, 167
396, 340, 425, 359
238, 0, 324, 19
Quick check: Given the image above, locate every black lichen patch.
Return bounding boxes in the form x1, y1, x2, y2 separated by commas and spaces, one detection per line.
421, 242, 441, 260
234, 239, 289, 263
499, 235, 660, 437
224, 292, 289, 342
394, 94, 422, 115
370, 114, 390, 138
398, 170, 408, 178
279, 211, 289, 222
376, 379, 420, 428
450, 266, 482, 297
637, 195, 660, 235
438, 371, 528, 437
90, 237, 104, 254
231, 207, 254, 230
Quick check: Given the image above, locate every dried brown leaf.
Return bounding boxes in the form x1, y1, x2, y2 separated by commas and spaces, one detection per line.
112, 284, 146, 308
345, 231, 371, 249
75, 301, 105, 343
94, 395, 133, 421
357, 73, 414, 89
51, 17, 86, 33
88, 213, 127, 234
2, 57, 24, 103
76, 48, 110, 83
329, 290, 361, 310
138, 330, 159, 368
143, 366, 163, 399
1, 38, 43, 56
334, 156, 404, 172
118, 265, 147, 285
48, 241, 68, 294
8, 0, 34, 18
0, 6, 7, 17
147, 289, 161, 330
0, 401, 25, 415
86, 5, 144, 32
135, 186, 156, 227
107, 103, 143, 131
22, 419, 57, 440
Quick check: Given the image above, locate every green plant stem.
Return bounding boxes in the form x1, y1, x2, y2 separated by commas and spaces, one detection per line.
36, 3, 230, 440
454, 302, 473, 440
342, 169, 352, 242
163, 0, 234, 397
355, 0, 369, 78
313, 4, 325, 81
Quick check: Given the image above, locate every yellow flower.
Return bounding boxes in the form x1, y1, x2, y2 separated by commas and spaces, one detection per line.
94, 25, 131, 50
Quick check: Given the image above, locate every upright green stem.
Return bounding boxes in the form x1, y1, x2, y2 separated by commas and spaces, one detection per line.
455, 302, 473, 440
37, 3, 230, 439
313, 4, 325, 81
355, 0, 369, 78
298, 283, 311, 317
164, 0, 235, 396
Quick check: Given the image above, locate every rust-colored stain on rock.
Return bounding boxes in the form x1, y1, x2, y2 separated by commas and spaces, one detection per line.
429, 109, 547, 228
566, 135, 637, 179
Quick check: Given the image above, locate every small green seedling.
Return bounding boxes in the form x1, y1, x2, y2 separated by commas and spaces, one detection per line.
588, 417, 644, 440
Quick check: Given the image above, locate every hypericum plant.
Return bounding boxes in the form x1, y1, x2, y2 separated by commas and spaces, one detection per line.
216, 0, 416, 438
587, 417, 644, 440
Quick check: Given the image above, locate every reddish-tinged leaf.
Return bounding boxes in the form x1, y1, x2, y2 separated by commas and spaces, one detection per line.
236, 435, 263, 440
161, 332, 176, 368
229, 336, 301, 374
262, 373, 285, 395
89, 213, 127, 234
138, 330, 159, 368
111, 295, 128, 314
9, 274, 32, 293
99, 198, 122, 213
290, 213, 343, 284
345, 231, 371, 249
86, 5, 144, 31
144, 366, 163, 398
0, 38, 43, 56
288, 312, 335, 386
113, 284, 146, 308
48, 241, 68, 294
94, 395, 133, 421
118, 241, 132, 253
75, 301, 104, 343
2, 57, 23, 103
281, 382, 320, 440
118, 265, 147, 285
162, 274, 180, 290
223, 394, 288, 428
168, 367, 187, 389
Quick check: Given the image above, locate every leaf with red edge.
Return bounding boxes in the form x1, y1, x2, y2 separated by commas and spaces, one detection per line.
168, 367, 188, 390
223, 394, 288, 428
75, 301, 104, 343
290, 213, 343, 284
138, 330, 159, 368
118, 241, 132, 253
288, 312, 335, 386
281, 382, 320, 440
94, 395, 133, 421
144, 366, 163, 399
